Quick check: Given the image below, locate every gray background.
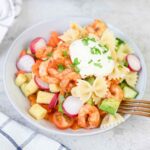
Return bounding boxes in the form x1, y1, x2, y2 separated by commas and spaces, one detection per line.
0, 0, 150, 149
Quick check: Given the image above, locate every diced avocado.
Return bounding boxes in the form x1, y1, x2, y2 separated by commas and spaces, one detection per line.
99, 98, 120, 115
123, 86, 138, 99
29, 104, 47, 120
36, 91, 54, 104
21, 79, 38, 97
15, 74, 27, 87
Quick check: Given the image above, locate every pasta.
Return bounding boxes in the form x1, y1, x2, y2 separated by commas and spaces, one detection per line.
100, 29, 116, 52
109, 63, 129, 81
116, 44, 132, 62
71, 77, 108, 103
125, 72, 138, 88
59, 23, 88, 43
101, 113, 124, 128
93, 77, 108, 98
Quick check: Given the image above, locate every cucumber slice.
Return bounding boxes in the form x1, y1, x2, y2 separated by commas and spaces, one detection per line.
123, 86, 138, 99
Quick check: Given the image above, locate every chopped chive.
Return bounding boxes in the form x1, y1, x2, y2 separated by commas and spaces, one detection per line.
47, 52, 53, 57
62, 51, 68, 57
91, 47, 101, 55
102, 45, 109, 54
82, 37, 96, 45
88, 59, 93, 64
116, 37, 125, 46
73, 58, 80, 65
58, 64, 65, 72
74, 66, 80, 73
90, 38, 96, 42
82, 38, 89, 45
108, 56, 112, 60
93, 63, 102, 68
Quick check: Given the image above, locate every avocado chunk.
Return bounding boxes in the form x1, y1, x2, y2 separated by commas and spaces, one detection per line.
99, 98, 120, 115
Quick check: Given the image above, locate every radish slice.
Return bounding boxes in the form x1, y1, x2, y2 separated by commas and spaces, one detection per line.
49, 93, 59, 109
126, 54, 141, 72
30, 37, 46, 54
34, 76, 49, 90
16, 55, 35, 72
63, 96, 83, 117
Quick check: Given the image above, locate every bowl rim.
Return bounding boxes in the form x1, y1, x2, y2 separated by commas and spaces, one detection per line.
3, 17, 147, 136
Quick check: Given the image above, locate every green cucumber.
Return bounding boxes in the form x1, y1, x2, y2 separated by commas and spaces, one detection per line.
123, 86, 138, 99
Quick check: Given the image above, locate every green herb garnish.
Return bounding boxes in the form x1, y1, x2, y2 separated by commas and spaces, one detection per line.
74, 66, 80, 73
73, 58, 80, 65
88, 59, 93, 64
102, 45, 109, 54
82, 38, 89, 45
58, 64, 65, 72
116, 37, 125, 46
108, 56, 112, 60
93, 63, 102, 68
82, 37, 96, 45
47, 52, 53, 57
91, 47, 101, 55
62, 51, 68, 57
71, 58, 80, 73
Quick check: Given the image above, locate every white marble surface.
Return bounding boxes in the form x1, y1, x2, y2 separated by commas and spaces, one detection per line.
0, 0, 150, 149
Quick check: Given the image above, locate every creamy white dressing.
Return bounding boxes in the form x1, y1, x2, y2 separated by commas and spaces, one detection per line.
69, 39, 115, 78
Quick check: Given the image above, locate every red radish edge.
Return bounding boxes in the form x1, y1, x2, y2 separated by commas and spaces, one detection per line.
126, 54, 141, 72
63, 105, 77, 118
16, 55, 35, 72
62, 96, 83, 118
30, 37, 46, 54
49, 93, 59, 109
34, 76, 49, 90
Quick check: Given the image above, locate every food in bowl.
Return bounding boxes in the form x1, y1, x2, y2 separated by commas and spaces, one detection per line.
15, 19, 141, 130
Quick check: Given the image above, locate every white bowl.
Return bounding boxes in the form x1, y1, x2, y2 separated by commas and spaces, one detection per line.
3, 17, 147, 136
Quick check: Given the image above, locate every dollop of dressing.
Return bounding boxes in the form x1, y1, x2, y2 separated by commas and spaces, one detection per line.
69, 38, 115, 78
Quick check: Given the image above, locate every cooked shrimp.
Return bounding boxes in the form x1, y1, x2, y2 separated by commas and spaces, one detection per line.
48, 58, 72, 79
39, 60, 59, 84
109, 84, 124, 102
35, 46, 53, 60
78, 104, 100, 129
52, 43, 69, 59
32, 60, 42, 77
60, 72, 81, 93
86, 19, 107, 36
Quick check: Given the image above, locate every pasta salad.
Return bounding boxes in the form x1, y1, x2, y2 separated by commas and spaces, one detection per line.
15, 19, 141, 130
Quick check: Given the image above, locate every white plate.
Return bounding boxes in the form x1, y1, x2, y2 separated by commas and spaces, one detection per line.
3, 17, 147, 136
